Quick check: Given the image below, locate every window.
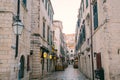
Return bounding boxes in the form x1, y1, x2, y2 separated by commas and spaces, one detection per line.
96, 53, 102, 69
82, 25, 86, 41
82, 0, 84, 12
86, 0, 88, 8
48, 3, 50, 16
77, 19, 80, 27
87, 38, 89, 45
93, 1, 98, 30
27, 55, 30, 71
47, 26, 50, 42
53, 31, 55, 42
51, 14, 53, 22
45, 0, 48, 10
50, 31, 52, 45
19, 56, 25, 79
78, 24, 86, 48
71, 54, 73, 57
80, 8, 82, 18
23, 0, 27, 7
86, 15, 90, 26
43, 22, 45, 38
79, 33, 82, 46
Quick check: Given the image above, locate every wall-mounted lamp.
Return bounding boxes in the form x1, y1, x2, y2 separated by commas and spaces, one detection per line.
49, 55, 52, 59
13, 0, 24, 58
43, 52, 47, 58
54, 57, 56, 60
94, 52, 97, 57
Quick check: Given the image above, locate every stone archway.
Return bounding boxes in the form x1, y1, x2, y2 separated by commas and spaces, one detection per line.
18, 55, 25, 79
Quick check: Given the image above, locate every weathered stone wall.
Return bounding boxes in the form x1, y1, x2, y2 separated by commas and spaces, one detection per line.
94, 0, 120, 80
0, 0, 31, 80
30, 0, 54, 79
77, 0, 120, 80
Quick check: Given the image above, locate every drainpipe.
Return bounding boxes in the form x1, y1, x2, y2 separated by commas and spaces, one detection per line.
90, 0, 94, 80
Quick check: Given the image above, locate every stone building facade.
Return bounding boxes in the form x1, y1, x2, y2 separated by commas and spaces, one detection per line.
0, 0, 32, 80
75, 0, 120, 80
53, 20, 67, 67
0, 0, 54, 80
65, 34, 75, 63
53, 20, 63, 57
30, 0, 54, 79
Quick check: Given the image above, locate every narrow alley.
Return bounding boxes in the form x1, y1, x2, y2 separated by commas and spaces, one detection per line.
0, 0, 120, 80
41, 65, 89, 80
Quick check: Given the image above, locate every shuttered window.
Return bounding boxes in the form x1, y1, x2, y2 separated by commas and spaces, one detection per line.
43, 22, 45, 38
27, 55, 30, 71
96, 53, 102, 69
23, 0, 27, 7
93, 1, 98, 30
86, 0, 88, 8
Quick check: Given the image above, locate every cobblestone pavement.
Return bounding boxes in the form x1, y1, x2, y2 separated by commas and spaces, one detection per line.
41, 65, 89, 80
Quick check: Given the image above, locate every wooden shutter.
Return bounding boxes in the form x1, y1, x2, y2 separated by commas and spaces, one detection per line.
96, 53, 102, 69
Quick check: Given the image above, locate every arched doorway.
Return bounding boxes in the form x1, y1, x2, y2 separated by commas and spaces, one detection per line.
18, 55, 25, 79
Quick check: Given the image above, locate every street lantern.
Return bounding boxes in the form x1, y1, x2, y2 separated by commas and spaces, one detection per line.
12, 0, 24, 58
13, 20, 24, 58
43, 52, 47, 58
13, 21, 24, 35
49, 55, 52, 59
54, 57, 56, 60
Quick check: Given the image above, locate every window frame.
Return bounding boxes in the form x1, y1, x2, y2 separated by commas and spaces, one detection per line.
45, 0, 48, 10
93, 1, 98, 30
86, 0, 88, 8
22, 0, 27, 7
47, 26, 50, 42
43, 22, 45, 38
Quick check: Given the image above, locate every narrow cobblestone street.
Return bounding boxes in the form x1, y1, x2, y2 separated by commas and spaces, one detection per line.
41, 65, 89, 80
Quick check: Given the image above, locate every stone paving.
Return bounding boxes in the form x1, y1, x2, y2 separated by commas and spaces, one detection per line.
41, 65, 89, 80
